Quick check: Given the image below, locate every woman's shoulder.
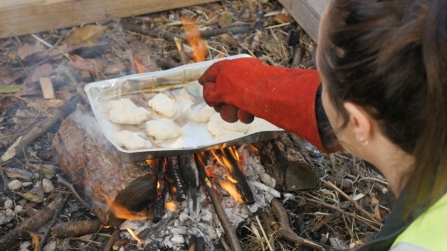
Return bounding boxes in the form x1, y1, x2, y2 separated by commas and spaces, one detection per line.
391, 193, 447, 251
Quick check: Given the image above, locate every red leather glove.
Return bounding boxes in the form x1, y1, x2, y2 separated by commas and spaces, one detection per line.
198, 58, 340, 153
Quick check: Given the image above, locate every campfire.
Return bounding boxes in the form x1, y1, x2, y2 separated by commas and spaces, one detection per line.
0, 1, 392, 250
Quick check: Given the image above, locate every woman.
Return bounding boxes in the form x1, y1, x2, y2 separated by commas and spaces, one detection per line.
198, 0, 447, 250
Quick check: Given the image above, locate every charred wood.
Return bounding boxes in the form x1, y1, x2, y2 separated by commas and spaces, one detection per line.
216, 147, 255, 205
166, 156, 188, 202
179, 154, 199, 212
194, 152, 242, 251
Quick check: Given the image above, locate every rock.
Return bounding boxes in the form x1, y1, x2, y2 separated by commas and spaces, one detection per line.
43, 240, 57, 251
4, 200, 13, 209
42, 178, 55, 193
0, 209, 15, 225
20, 241, 31, 250
14, 205, 23, 213
8, 179, 22, 190
22, 182, 33, 187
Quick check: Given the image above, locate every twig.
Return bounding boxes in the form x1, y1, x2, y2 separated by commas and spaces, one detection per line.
259, 210, 275, 250
256, 215, 274, 251
57, 174, 92, 211
0, 97, 79, 163
270, 198, 292, 231
51, 219, 104, 238
194, 152, 242, 251
322, 179, 382, 225
37, 194, 72, 251
294, 195, 382, 231
0, 194, 64, 250
120, 19, 261, 40
270, 198, 324, 251
103, 228, 120, 251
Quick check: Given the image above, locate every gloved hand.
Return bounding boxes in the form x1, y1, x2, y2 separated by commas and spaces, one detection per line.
198, 58, 340, 153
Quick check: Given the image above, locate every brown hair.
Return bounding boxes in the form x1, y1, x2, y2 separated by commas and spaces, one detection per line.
320, 0, 447, 217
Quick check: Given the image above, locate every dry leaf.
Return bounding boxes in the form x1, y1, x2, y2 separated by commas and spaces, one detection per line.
218, 12, 233, 28
219, 34, 238, 47
104, 62, 127, 75
13, 191, 43, 203
65, 25, 107, 48
55, 91, 72, 101
17, 42, 45, 60
273, 13, 291, 23
68, 54, 103, 76
47, 99, 66, 108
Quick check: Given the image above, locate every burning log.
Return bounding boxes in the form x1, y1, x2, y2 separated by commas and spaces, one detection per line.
179, 154, 199, 212
253, 132, 318, 191
166, 156, 188, 202
52, 109, 158, 225
215, 147, 255, 205
148, 159, 167, 223
194, 152, 242, 251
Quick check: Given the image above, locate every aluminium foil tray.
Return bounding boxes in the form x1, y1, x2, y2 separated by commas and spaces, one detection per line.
84, 54, 283, 162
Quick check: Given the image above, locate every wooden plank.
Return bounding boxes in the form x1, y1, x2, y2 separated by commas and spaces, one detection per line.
0, 0, 218, 38
278, 0, 329, 42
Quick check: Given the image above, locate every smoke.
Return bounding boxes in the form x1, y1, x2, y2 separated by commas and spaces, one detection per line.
71, 110, 110, 148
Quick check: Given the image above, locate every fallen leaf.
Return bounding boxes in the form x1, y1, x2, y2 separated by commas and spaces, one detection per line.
17, 42, 45, 60
0, 84, 21, 93
55, 91, 72, 101
218, 12, 233, 28
12, 191, 43, 203
219, 34, 238, 47
46, 99, 66, 108
65, 25, 107, 48
273, 13, 291, 23
104, 62, 127, 75
68, 54, 103, 76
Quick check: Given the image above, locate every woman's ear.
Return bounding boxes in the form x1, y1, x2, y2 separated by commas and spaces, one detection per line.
343, 102, 373, 143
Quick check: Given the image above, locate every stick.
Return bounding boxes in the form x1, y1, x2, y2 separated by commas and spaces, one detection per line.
0, 194, 64, 250
294, 195, 382, 231
270, 198, 291, 231
37, 194, 72, 251
103, 228, 120, 251
322, 179, 382, 225
1, 97, 79, 163
270, 198, 324, 251
120, 19, 261, 40
193, 152, 242, 251
51, 219, 104, 238
57, 174, 92, 211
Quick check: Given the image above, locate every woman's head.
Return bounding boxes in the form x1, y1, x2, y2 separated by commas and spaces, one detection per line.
316, 0, 447, 215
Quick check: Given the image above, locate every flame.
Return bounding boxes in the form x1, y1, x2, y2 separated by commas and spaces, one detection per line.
181, 17, 208, 62
211, 150, 224, 166
219, 180, 243, 203
100, 192, 149, 221
247, 144, 260, 155
127, 228, 144, 243
165, 200, 178, 212
146, 159, 156, 167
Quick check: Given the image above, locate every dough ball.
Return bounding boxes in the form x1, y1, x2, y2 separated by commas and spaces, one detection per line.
207, 113, 227, 137
108, 98, 151, 125
145, 118, 183, 140
247, 118, 278, 134
223, 120, 250, 133
215, 131, 245, 142
148, 93, 178, 118
192, 106, 216, 123
111, 130, 152, 150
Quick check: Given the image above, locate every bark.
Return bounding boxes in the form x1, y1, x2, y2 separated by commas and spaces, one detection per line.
51, 109, 156, 225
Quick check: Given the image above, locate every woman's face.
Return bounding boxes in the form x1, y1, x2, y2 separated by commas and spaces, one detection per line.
316, 6, 363, 157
